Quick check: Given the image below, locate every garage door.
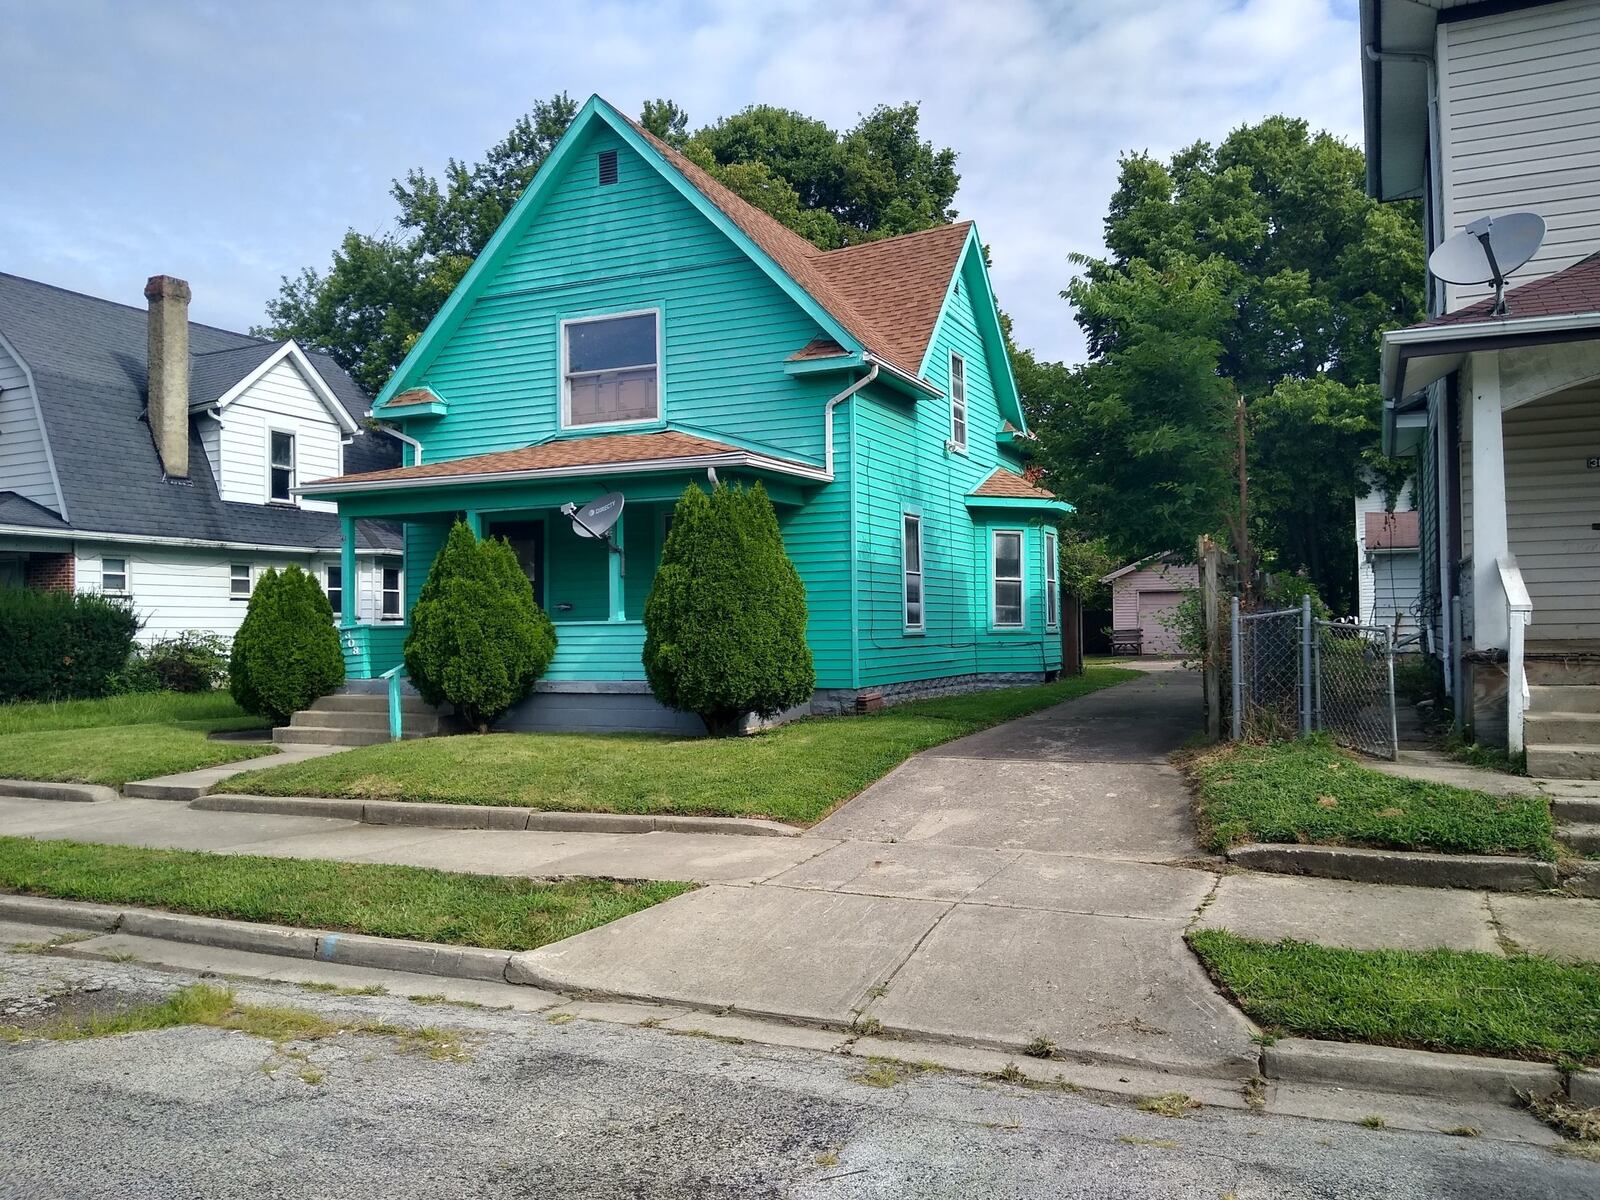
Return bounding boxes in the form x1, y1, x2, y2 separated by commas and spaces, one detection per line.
1137, 590, 1183, 655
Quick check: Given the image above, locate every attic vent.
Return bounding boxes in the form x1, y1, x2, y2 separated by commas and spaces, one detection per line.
597, 149, 619, 186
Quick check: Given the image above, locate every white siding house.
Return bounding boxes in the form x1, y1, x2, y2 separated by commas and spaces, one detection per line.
1355, 478, 1421, 641
208, 348, 347, 514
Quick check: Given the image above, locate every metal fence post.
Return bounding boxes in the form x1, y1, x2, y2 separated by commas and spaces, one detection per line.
1386, 630, 1399, 761
1312, 619, 1322, 732
1299, 595, 1313, 738
1230, 596, 1242, 741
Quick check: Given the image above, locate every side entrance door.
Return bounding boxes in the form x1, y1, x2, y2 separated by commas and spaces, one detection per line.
486, 519, 546, 611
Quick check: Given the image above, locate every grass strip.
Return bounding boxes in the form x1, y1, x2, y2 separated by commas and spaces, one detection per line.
222, 665, 1141, 826
1189, 929, 1600, 1066
0, 692, 261, 735
0, 836, 691, 952
1188, 736, 1556, 858
0, 724, 274, 787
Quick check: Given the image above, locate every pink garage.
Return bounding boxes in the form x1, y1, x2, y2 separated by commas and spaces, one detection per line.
1100, 553, 1200, 656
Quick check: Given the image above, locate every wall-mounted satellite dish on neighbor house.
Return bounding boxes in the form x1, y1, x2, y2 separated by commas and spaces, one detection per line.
560, 491, 626, 575
1427, 211, 1546, 317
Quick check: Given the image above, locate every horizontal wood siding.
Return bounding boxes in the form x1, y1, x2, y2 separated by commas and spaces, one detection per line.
853, 257, 1057, 687
546, 621, 648, 681
1109, 562, 1200, 629
216, 356, 343, 513
1440, 0, 1600, 311
1461, 384, 1600, 639
417, 124, 838, 465
72, 542, 397, 643
0, 339, 60, 513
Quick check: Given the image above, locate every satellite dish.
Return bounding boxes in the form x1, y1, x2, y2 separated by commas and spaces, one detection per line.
562, 491, 625, 540
1428, 212, 1545, 316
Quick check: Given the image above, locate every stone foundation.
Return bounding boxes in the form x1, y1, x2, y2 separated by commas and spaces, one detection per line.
810, 671, 1051, 717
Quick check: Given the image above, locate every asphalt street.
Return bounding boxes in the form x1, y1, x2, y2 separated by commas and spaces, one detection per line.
1, 949, 1594, 1200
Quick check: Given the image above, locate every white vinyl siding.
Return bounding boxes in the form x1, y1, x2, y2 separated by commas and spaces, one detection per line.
212, 355, 343, 513
1460, 383, 1600, 641
1438, 0, 1600, 311
1108, 560, 1201, 630
72, 543, 400, 643
0, 337, 62, 514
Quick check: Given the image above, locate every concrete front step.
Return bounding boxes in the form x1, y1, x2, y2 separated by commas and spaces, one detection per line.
1558, 823, 1600, 854
273, 725, 396, 748
289, 709, 441, 734
1525, 659, 1600, 687
1526, 743, 1600, 780
1551, 795, 1600, 823
308, 693, 437, 716
1524, 711, 1600, 745
1529, 685, 1600, 714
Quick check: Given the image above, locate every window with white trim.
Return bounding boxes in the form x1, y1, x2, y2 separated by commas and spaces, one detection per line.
380, 566, 402, 620
230, 563, 251, 599
1043, 530, 1059, 631
325, 564, 343, 620
563, 311, 659, 427
902, 513, 924, 632
101, 556, 128, 594
991, 531, 1023, 627
268, 430, 296, 502
949, 352, 967, 450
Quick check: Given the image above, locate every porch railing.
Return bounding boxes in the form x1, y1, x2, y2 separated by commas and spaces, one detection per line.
1498, 557, 1533, 754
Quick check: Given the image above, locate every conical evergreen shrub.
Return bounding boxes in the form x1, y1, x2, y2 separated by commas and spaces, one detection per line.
229, 565, 345, 724
643, 482, 814, 735
404, 521, 557, 732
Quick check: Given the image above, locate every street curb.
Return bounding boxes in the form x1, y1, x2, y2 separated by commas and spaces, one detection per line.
0, 894, 124, 930
0, 779, 118, 805
1261, 1037, 1563, 1106
196, 793, 802, 838
119, 910, 320, 959
1570, 1070, 1599, 1107
313, 931, 512, 981
1226, 843, 1560, 892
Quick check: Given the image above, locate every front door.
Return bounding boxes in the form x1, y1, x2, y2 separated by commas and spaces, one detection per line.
487, 519, 546, 611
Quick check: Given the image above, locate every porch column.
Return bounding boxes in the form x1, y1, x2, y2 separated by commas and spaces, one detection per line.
1469, 351, 1509, 650
608, 511, 626, 621
464, 510, 483, 537
338, 515, 357, 627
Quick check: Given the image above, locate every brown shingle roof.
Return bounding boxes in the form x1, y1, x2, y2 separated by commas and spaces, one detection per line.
384, 387, 442, 408
969, 468, 1058, 501
310, 430, 805, 488
787, 338, 852, 361
624, 113, 971, 381
1419, 251, 1600, 327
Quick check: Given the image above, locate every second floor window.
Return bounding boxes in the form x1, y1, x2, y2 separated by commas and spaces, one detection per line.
949, 352, 967, 450
563, 311, 659, 427
269, 431, 295, 502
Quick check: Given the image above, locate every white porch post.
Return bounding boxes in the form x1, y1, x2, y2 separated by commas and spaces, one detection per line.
1469, 352, 1509, 650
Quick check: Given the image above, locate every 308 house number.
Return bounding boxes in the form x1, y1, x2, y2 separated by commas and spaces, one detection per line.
1590, 456, 1600, 470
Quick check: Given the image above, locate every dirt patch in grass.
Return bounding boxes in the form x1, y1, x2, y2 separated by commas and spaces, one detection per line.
1186, 736, 1556, 858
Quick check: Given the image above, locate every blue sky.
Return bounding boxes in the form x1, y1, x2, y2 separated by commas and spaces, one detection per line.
0, 0, 1363, 366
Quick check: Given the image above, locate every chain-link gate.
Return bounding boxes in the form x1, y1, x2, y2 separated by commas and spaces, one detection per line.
1230, 598, 1397, 760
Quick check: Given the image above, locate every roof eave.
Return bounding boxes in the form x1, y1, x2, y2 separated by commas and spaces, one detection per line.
1382, 311, 1600, 399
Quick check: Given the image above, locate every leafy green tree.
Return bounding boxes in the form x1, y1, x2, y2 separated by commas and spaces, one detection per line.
1029, 116, 1425, 611
640, 97, 690, 148
643, 483, 814, 735
229, 567, 345, 724
404, 522, 557, 732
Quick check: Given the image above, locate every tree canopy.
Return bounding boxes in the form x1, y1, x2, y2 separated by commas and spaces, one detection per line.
257, 95, 958, 394
1023, 116, 1425, 611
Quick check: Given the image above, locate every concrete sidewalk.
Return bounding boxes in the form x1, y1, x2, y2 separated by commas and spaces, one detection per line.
3, 663, 1597, 1081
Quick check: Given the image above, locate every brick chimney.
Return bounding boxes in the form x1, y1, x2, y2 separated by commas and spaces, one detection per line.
144, 274, 191, 478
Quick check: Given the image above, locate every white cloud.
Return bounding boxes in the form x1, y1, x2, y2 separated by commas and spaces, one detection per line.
0, 0, 1361, 364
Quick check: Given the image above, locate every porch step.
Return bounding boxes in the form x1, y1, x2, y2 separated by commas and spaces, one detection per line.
1525, 659, 1600, 687
1524, 711, 1600, 745
308, 693, 436, 716
288, 709, 442, 735
1551, 796, 1600, 823
1529, 685, 1600, 714
1557, 823, 1600, 855
1526, 743, 1600, 780
272, 725, 397, 748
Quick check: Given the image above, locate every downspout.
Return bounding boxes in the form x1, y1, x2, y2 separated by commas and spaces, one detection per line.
823, 364, 878, 479
374, 420, 425, 467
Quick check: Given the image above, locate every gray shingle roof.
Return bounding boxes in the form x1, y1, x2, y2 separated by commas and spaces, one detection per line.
0, 272, 399, 551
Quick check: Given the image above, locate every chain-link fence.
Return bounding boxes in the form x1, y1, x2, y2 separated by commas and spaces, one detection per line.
1314, 621, 1398, 760
1230, 598, 1397, 760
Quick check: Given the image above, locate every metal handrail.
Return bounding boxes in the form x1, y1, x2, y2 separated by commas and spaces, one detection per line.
380, 663, 407, 742
1497, 556, 1533, 754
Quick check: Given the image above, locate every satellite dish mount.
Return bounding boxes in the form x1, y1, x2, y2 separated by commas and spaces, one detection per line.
1427, 212, 1546, 318
560, 491, 626, 577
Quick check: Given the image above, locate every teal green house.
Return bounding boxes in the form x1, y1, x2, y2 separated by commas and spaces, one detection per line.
303, 96, 1069, 733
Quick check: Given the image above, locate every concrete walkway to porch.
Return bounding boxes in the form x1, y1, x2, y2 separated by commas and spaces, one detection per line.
2, 663, 1597, 1080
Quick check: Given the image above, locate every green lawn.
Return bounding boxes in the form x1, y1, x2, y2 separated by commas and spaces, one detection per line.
1189, 736, 1556, 858
224, 666, 1141, 826
0, 691, 273, 788
1190, 930, 1600, 1066
0, 836, 690, 952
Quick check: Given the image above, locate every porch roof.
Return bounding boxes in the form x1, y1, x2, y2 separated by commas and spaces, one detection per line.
300, 430, 828, 498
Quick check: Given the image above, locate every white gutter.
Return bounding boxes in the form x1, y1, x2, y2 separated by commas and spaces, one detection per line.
298, 448, 834, 499
371, 417, 424, 466
0, 523, 398, 556
1381, 310, 1600, 399
863, 354, 938, 398
823, 364, 879, 479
